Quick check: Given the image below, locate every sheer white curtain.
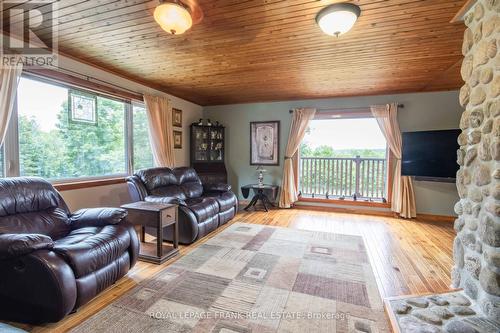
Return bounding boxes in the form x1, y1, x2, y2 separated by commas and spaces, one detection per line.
370, 103, 416, 218
0, 64, 23, 145
143, 94, 175, 168
279, 108, 316, 208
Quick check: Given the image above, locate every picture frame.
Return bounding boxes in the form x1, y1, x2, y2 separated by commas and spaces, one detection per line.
172, 108, 182, 127
68, 89, 98, 125
250, 121, 280, 166
173, 130, 182, 149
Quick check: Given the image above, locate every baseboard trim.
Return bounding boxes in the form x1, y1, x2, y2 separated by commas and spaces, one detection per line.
238, 200, 455, 223
415, 213, 456, 223
294, 204, 395, 217
298, 197, 390, 208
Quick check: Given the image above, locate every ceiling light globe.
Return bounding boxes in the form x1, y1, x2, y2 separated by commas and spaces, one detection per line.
316, 3, 361, 37
154, 2, 193, 35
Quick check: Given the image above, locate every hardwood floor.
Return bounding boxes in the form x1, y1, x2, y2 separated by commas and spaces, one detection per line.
10, 208, 455, 332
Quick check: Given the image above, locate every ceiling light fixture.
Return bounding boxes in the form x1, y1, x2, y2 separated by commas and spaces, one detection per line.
316, 3, 361, 37
154, 0, 193, 35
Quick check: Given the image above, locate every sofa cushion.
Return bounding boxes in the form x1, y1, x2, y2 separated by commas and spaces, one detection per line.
219, 207, 236, 226
197, 215, 219, 240
0, 178, 71, 239
185, 197, 220, 223
0, 177, 67, 217
173, 167, 200, 184
53, 225, 130, 278
203, 192, 237, 212
180, 182, 203, 198
150, 185, 186, 199
135, 167, 204, 199
74, 251, 130, 308
0, 208, 71, 240
203, 183, 232, 193
174, 167, 203, 198
135, 168, 176, 192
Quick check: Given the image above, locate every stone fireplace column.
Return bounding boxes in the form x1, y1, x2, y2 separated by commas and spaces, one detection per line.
453, 0, 500, 321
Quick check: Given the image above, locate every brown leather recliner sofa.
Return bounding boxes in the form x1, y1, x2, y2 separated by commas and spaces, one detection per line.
0, 177, 139, 324
126, 167, 238, 244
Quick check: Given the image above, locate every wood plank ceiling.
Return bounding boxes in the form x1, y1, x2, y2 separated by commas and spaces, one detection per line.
3, 0, 467, 105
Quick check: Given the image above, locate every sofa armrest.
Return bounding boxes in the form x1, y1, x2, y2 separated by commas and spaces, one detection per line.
203, 183, 232, 193
0, 250, 77, 323
126, 175, 148, 202
70, 208, 127, 229
0, 233, 54, 260
145, 195, 186, 206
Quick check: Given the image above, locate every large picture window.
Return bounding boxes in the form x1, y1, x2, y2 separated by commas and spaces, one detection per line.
1, 73, 156, 183
132, 103, 154, 171
299, 116, 389, 202
16, 77, 127, 179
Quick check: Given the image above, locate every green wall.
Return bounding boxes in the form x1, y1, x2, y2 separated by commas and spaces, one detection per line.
204, 91, 462, 216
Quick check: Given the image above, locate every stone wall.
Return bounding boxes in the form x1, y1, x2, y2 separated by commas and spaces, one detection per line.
453, 0, 500, 321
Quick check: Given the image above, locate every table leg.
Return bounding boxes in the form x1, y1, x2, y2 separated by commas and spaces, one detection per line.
157, 218, 162, 258
244, 195, 258, 211
256, 190, 268, 212
141, 226, 145, 242
263, 195, 276, 207
261, 194, 269, 212
173, 210, 179, 249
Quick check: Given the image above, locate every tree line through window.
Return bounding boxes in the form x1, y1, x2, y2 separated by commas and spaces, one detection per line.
1, 75, 154, 181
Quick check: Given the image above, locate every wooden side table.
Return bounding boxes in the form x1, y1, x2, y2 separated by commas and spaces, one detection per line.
121, 201, 179, 264
241, 184, 279, 212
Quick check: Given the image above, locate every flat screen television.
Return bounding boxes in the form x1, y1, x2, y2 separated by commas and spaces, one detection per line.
401, 129, 460, 181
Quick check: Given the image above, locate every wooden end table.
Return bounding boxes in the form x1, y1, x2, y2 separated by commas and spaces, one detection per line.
121, 201, 179, 264
241, 184, 279, 212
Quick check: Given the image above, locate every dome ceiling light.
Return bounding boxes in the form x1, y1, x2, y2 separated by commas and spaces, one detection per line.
154, 0, 203, 35
316, 3, 361, 37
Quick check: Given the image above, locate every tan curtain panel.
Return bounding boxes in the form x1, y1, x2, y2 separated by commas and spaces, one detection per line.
143, 94, 175, 168
0, 63, 23, 146
279, 108, 316, 208
370, 103, 416, 218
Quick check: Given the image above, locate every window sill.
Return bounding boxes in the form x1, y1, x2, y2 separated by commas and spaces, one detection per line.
298, 196, 391, 208
53, 177, 126, 191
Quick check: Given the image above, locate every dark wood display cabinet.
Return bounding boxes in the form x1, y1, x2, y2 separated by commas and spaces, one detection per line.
190, 123, 228, 183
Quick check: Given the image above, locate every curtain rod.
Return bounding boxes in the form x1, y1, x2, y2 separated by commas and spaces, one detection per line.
26, 64, 144, 98
288, 104, 405, 113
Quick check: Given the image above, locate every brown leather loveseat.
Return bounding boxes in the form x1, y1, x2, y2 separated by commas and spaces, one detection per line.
127, 167, 238, 244
0, 177, 139, 324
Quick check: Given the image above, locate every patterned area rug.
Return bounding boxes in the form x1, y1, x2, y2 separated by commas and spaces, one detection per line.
71, 223, 389, 333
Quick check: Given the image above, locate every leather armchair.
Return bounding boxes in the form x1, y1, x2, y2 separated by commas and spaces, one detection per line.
127, 167, 238, 244
0, 177, 139, 324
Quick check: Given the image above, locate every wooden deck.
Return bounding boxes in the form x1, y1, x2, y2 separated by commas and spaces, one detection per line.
10, 208, 455, 332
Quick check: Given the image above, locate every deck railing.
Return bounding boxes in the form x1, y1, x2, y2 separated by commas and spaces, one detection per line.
299, 156, 387, 201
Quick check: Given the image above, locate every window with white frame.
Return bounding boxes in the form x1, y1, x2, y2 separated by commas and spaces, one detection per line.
299, 115, 389, 202
132, 103, 154, 171
2, 74, 155, 182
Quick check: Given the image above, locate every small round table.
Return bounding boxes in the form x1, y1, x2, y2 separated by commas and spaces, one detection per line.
241, 184, 279, 212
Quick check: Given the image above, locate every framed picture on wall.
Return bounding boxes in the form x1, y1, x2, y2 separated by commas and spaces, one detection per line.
173, 108, 182, 127
173, 130, 182, 149
250, 121, 280, 165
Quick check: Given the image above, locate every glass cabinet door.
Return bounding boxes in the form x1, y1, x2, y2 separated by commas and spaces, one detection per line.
209, 128, 224, 162
193, 126, 208, 161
